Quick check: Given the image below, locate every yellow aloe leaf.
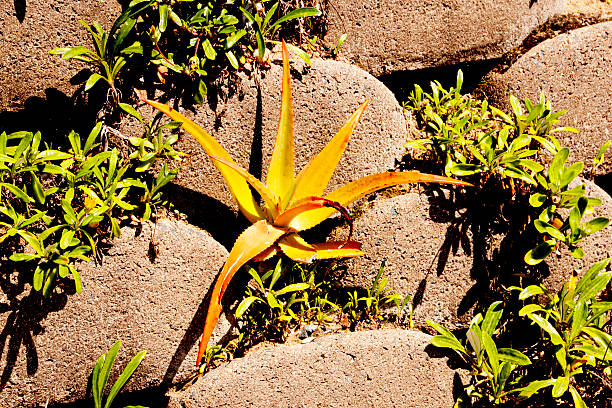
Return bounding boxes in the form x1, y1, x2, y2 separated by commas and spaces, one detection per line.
290, 100, 368, 205
196, 220, 286, 366
288, 171, 473, 231
144, 99, 265, 223
278, 233, 317, 263
310, 241, 363, 259
252, 246, 279, 262
266, 41, 295, 208
210, 156, 279, 219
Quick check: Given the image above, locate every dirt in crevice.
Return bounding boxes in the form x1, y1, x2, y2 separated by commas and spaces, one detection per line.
378, 59, 499, 103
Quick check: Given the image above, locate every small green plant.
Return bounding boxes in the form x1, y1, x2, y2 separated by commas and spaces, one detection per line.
85, 150, 138, 238
0, 130, 71, 183
514, 258, 612, 407
198, 343, 232, 374
428, 302, 532, 405
333, 33, 348, 56
119, 103, 184, 172
240, 1, 320, 64
91, 340, 147, 408
235, 258, 310, 342
131, 163, 178, 221
293, 261, 342, 324
592, 140, 611, 178
10, 231, 90, 296
65, 123, 102, 164
525, 147, 609, 265
343, 262, 408, 326
50, 16, 143, 104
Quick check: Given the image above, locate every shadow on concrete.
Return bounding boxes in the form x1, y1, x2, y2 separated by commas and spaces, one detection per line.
13, 0, 26, 22
409, 181, 550, 322
0, 85, 105, 145
48, 386, 170, 408
0, 258, 72, 393
595, 173, 612, 197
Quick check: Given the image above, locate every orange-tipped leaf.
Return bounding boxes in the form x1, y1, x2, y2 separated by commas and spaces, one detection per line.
266, 41, 295, 207
290, 101, 368, 205
195, 220, 286, 366
144, 99, 265, 223
274, 196, 338, 228
279, 235, 363, 262
287, 171, 473, 231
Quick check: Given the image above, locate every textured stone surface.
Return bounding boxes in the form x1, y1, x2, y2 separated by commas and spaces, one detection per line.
565, 0, 612, 18
0, 218, 228, 407
140, 58, 410, 219
344, 190, 488, 329
0, 0, 121, 110
479, 21, 612, 176
324, 0, 566, 76
343, 182, 611, 329
168, 329, 465, 408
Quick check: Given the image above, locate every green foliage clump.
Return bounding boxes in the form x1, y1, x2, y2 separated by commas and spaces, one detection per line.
0, 122, 178, 296
50, 16, 143, 105
50, 0, 321, 104
430, 259, 612, 407
406, 76, 611, 407
343, 261, 412, 327
198, 259, 412, 366
429, 302, 531, 404
403, 72, 609, 266
513, 258, 612, 407
405, 71, 572, 185
525, 147, 609, 265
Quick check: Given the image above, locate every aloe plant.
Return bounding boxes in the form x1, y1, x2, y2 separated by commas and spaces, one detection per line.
145, 41, 472, 367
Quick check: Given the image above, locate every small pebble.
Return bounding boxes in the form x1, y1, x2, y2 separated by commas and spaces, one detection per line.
298, 324, 318, 340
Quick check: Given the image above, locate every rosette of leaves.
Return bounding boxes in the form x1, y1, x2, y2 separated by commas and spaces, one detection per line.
50, 14, 143, 103
146, 42, 472, 366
